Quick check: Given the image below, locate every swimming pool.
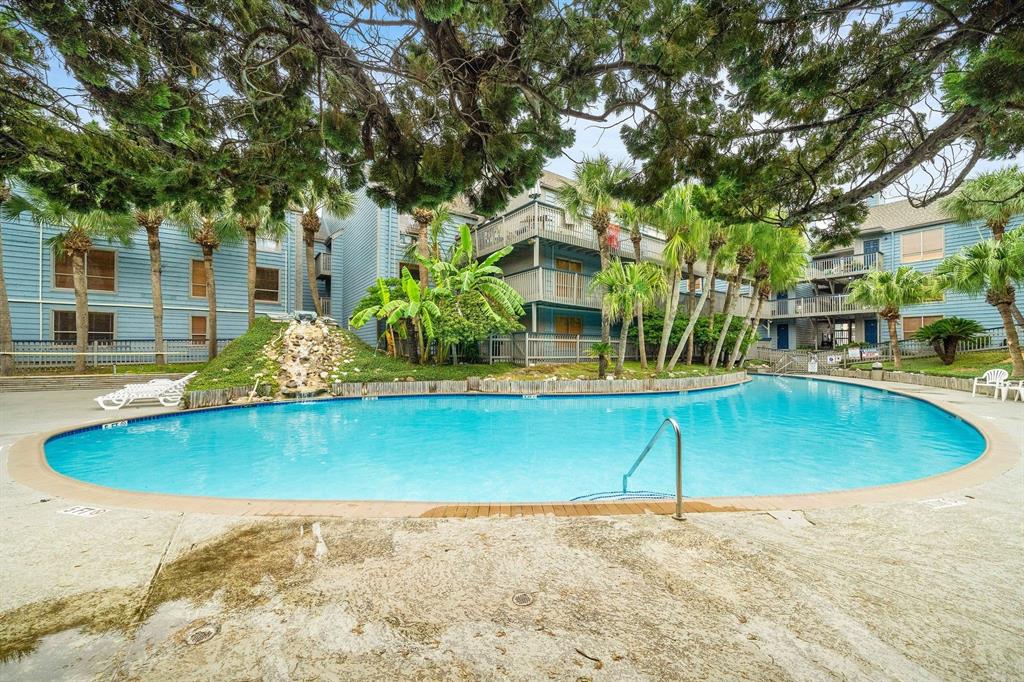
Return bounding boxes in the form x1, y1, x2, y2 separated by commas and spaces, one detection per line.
45, 376, 985, 502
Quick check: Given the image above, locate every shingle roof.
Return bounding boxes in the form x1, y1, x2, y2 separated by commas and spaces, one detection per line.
858, 198, 951, 233
540, 169, 572, 189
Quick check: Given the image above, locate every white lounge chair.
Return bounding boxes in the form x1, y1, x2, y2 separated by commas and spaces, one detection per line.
95, 372, 198, 410
998, 380, 1023, 402
972, 368, 1009, 397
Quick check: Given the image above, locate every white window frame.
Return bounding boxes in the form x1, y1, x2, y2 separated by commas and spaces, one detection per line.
900, 227, 944, 263
254, 266, 280, 303
53, 248, 118, 293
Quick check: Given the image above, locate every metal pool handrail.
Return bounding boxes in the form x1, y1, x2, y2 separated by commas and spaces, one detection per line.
622, 417, 684, 520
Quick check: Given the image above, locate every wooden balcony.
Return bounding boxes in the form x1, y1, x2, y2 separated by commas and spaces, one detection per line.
475, 200, 666, 262
765, 294, 876, 318
504, 267, 604, 309
315, 252, 331, 278
806, 251, 884, 280
321, 297, 331, 316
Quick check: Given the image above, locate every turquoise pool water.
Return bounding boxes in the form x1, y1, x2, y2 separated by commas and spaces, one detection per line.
45, 376, 985, 502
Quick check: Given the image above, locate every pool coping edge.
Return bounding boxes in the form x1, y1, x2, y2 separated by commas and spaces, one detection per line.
6, 374, 1017, 518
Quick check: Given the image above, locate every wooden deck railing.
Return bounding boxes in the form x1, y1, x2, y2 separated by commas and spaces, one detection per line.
314, 252, 331, 278
765, 294, 876, 318
806, 251, 884, 279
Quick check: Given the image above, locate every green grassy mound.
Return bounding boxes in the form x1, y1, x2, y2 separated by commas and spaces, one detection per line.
189, 317, 286, 392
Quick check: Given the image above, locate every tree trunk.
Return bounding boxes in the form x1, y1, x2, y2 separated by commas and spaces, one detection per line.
739, 297, 768, 365
72, 251, 89, 373
594, 211, 611, 378
1011, 304, 1024, 327
305, 235, 321, 316
996, 302, 1024, 377
145, 225, 165, 365
204, 246, 218, 360
727, 288, 761, 369
246, 230, 257, 327
685, 263, 696, 365
616, 314, 632, 374
656, 268, 681, 371
415, 319, 428, 364
417, 221, 430, 295
887, 317, 901, 370
710, 267, 747, 369
668, 249, 721, 371
631, 234, 647, 369
0, 224, 13, 375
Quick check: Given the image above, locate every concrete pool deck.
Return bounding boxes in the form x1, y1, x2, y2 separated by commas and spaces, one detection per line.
1, 378, 1022, 679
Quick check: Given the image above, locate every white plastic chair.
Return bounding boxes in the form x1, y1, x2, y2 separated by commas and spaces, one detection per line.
94, 371, 198, 410
998, 380, 1023, 402
972, 369, 1009, 397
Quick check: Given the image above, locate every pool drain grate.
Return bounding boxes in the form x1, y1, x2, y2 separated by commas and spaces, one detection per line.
185, 623, 220, 646
511, 592, 534, 606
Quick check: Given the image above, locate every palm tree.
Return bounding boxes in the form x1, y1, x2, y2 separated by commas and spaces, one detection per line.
238, 206, 289, 327
653, 185, 709, 371
618, 201, 651, 367
0, 182, 14, 375
293, 181, 356, 316
411, 206, 436, 293
130, 205, 170, 364
175, 202, 241, 360
559, 155, 632, 377
592, 259, 667, 374
667, 222, 728, 371
847, 266, 937, 370
4, 186, 133, 371
940, 167, 1024, 326
708, 223, 764, 369
935, 237, 1024, 376
726, 229, 807, 369
941, 167, 1024, 241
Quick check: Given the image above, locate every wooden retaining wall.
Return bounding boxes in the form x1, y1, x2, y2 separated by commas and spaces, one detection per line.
182, 372, 747, 408
826, 368, 974, 393
0, 373, 186, 393
183, 384, 275, 409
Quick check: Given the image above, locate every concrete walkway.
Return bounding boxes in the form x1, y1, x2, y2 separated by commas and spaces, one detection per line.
1, 382, 1021, 680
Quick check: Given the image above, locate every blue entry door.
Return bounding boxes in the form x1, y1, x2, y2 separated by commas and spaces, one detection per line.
776, 324, 790, 350
864, 318, 878, 344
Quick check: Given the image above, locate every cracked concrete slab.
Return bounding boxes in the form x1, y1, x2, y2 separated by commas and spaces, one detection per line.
1, 384, 1021, 680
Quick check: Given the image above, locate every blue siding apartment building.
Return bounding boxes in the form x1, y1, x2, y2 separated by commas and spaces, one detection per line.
3, 172, 1019, 358
2, 209, 307, 348
761, 198, 1024, 351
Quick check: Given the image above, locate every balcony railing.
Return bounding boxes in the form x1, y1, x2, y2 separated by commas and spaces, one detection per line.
806, 251, 884, 279
486, 332, 638, 365
475, 200, 666, 262
504, 267, 604, 309
765, 294, 876, 318
321, 297, 331, 317
314, 252, 331, 278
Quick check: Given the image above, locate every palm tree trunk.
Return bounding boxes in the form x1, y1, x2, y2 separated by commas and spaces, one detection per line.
0, 224, 13, 375
1011, 304, 1024, 327
246, 231, 257, 327
305, 236, 321, 316
656, 268, 681, 371
616, 314, 632, 374
417, 221, 429, 295
738, 297, 767, 365
710, 270, 745, 369
145, 225, 165, 365
72, 251, 89, 373
204, 246, 218, 360
685, 263, 696, 365
727, 289, 761, 369
997, 302, 1024, 377
594, 213, 611, 378
631, 234, 647, 368
887, 317, 901, 370
668, 254, 721, 371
